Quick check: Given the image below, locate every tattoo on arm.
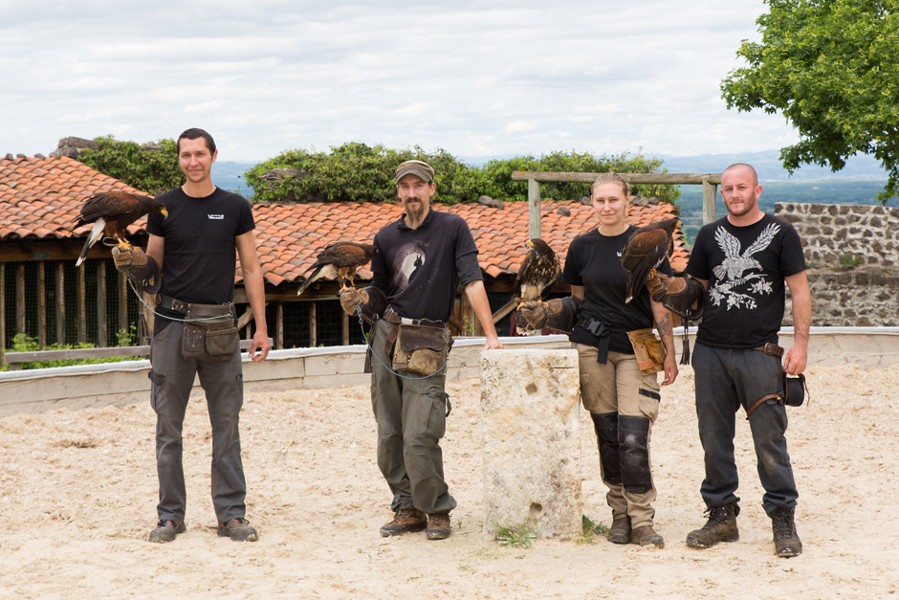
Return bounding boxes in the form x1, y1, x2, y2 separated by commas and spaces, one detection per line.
655, 312, 671, 338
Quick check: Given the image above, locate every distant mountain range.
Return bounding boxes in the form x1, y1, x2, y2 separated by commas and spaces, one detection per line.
213, 148, 892, 200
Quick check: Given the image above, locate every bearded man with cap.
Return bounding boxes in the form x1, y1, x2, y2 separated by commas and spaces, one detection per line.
339, 159, 502, 540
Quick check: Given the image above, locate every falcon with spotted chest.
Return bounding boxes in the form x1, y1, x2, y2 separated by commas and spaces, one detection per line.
514, 238, 561, 335
297, 241, 377, 295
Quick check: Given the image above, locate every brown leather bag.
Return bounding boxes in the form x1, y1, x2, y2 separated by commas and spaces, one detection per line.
392, 323, 452, 376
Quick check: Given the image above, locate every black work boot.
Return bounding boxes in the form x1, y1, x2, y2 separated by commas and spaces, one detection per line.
771, 506, 802, 557
606, 515, 631, 544
686, 503, 740, 549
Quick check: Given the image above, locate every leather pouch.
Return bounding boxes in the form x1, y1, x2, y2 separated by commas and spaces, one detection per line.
392, 323, 451, 376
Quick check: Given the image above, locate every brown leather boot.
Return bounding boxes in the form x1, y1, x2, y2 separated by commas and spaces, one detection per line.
379, 508, 427, 537
771, 507, 802, 558
686, 503, 740, 549
606, 515, 631, 544
426, 512, 451, 540
631, 524, 664, 549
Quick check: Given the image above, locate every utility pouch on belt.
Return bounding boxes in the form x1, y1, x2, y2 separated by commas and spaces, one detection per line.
392, 322, 452, 377
182, 318, 239, 361
626, 328, 666, 375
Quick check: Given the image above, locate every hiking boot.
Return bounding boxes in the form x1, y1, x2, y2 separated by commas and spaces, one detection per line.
631, 524, 664, 549
606, 515, 631, 544
426, 512, 451, 540
771, 507, 802, 558
686, 503, 740, 549
217, 517, 258, 542
148, 519, 185, 543
379, 508, 427, 537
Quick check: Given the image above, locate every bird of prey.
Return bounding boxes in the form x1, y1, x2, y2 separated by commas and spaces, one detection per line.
620, 217, 680, 303
297, 241, 377, 295
514, 238, 561, 335
73, 191, 168, 266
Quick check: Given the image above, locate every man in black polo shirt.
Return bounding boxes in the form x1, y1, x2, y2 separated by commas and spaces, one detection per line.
340, 159, 501, 540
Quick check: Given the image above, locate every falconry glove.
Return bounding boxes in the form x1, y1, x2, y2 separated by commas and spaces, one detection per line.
646, 273, 704, 321
339, 285, 386, 323
518, 296, 582, 333
112, 246, 161, 293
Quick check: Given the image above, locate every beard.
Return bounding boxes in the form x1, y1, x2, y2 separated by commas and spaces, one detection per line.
403, 197, 427, 221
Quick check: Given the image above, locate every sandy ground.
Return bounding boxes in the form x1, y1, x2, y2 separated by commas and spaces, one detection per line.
1, 361, 898, 599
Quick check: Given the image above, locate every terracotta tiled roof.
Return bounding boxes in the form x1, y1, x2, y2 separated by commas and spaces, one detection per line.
254, 199, 688, 286
0, 155, 151, 241
1, 156, 688, 285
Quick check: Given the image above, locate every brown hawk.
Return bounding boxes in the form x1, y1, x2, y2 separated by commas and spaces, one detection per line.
620, 217, 680, 303
73, 191, 168, 266
297, 241, 377, 295
514, 238, 561, 335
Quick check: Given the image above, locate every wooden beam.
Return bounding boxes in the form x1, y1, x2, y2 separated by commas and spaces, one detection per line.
702, 177, 718, 224
309, 302, 317, 347
276, 303, 284, 350
512, 171, 723, 185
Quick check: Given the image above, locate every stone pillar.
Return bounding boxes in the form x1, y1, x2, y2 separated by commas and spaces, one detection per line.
479, 348, 582, 539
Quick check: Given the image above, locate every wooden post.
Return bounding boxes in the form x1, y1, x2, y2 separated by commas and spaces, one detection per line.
276, 303, 284, 349
528, 177, 541, 240
77, 264, 86, 344
118, 270, 128, 345
702, 177, 717, 224
56, 263, 66, 345
309, 302, 317, 347
37, 262, 46, 348
16, 264, 25, 336
97, 263, 107, 347
341, 308, 349, 346
0, 264, 5, 363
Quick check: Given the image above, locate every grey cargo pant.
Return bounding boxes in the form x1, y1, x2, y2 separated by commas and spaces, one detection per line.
148, 320, 248, 524
370, 319, 456, 515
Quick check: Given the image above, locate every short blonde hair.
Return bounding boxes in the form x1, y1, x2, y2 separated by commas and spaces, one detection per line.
591, 173, 629, 197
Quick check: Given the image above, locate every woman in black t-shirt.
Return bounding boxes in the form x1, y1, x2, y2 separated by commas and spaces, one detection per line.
563, 173, 678, 549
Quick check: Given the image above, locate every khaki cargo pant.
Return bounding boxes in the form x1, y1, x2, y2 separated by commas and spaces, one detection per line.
577, 344, 661, 529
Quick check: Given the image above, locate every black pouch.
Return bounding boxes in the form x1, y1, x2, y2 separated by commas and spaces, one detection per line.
392, 322, 451, 376
181, 319, 238, 361
783, 373, 807, 407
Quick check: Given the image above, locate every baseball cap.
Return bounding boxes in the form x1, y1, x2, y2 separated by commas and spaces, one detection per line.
395, 160, 435, 184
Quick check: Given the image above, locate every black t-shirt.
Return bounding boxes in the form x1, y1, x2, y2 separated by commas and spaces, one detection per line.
686, 214, 806, 348
371, 210, 480, 322
562, 226, 666, 354
147, 187, 255, 305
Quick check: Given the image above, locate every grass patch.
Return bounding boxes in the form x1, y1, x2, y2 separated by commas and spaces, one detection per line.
575, 515, 609, 545
494, 521, 537, 549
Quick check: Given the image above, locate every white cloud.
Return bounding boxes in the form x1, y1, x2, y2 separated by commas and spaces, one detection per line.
0, 0, 795, 162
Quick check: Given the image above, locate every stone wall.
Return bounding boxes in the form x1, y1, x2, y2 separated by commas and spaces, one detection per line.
776, 202, 899, 327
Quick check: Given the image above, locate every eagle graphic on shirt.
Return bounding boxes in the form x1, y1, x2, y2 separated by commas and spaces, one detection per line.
708, 223, 779, 311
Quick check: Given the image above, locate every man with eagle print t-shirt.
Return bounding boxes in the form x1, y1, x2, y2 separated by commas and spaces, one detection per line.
683, 163, 811, 558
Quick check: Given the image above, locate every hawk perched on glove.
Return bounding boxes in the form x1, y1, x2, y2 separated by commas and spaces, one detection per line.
620, 217, 680, 303
514, 238, 561, 335
73, 191, 168, 266
297, 241, 377, 295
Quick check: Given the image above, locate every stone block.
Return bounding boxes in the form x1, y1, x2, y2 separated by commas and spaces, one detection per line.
479, 349, 582, 540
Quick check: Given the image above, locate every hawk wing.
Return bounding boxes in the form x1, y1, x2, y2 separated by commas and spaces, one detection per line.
73, 191, 165, 266
621, 218, 679, 303
297, 241, 376, 295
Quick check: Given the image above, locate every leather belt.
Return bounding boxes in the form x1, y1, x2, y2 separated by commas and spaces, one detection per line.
382, 307, 445, 327
156, 293, 235, 319
753, 342, 784, 358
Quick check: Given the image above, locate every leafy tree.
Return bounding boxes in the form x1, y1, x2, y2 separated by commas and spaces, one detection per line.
246, 145, 678, 205
77, 136, 183, 195
721, 0, 899, 202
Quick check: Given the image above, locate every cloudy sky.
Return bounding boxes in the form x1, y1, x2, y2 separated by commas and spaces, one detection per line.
1, 1, 795, 163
